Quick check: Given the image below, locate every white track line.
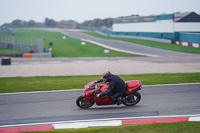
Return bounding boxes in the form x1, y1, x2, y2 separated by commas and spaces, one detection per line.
81, 39, 159, 57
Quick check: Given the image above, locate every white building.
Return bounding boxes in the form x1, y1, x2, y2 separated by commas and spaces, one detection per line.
107, 12, 200, 43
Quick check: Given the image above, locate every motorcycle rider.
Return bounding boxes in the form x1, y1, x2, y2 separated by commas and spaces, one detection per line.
95, 71, 126, 105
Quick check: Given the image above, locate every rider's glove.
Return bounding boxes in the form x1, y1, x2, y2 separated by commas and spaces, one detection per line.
96, 93, 102, 97
97, 79, 102, 82
95, 79, 103, 83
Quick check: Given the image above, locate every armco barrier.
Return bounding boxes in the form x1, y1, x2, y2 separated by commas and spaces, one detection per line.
23, 52, 52, 58
163, 33, 174, 39
0, 42, 36, 52
0, 37, 47, 58
96, 31, 171, 44
179, 33, 200, 44
176, 41, 200, 48
103, 29, 200, 44
138, 32, 162, 38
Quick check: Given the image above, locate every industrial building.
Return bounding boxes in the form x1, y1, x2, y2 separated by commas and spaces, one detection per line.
104, 12, 200, 44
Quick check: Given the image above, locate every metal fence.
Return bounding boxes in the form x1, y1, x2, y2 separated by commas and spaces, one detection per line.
0, 36, 45, 54
0, 36, 37, 46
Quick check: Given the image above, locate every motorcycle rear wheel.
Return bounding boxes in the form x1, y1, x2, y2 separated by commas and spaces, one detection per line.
76, 96, 95, 109
122, 91, 141, 106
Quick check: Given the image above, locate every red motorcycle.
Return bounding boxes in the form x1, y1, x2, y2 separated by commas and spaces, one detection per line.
76, 80, 142, 109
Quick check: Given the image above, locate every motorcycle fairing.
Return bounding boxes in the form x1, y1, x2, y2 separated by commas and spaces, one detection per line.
124, 80, 142, 94
82, 80, 142, 105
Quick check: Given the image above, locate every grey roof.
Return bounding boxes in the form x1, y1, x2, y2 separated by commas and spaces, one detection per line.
173, 12, 193, 22
113, 12, 200, 23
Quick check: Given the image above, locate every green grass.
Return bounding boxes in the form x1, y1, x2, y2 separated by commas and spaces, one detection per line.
11, 28, 140, 57
82, 31, 200, 54
23, 121, 200, 133
0, 73, 199, 93
0, 30, 24, 54
0, 48, 24, 54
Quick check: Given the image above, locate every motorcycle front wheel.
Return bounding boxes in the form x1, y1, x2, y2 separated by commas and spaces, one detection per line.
122, 91, 141, 106
76, 96, 95, 109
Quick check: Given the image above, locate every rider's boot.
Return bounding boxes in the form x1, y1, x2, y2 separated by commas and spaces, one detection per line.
117, 97, 122, 105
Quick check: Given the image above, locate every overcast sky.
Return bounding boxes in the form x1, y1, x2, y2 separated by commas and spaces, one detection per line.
0, 0, 200, 25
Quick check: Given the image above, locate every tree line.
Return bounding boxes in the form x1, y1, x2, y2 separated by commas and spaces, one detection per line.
2, 17, 113, 29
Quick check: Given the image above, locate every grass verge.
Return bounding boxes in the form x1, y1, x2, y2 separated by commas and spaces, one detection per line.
22, 121, 200, 133
82, 31, 200, 54
0, 48, 24, 54
11, 28, 140, 57
0, 73, 199, 93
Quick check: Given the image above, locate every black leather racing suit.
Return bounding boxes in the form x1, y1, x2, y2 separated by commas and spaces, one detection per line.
96, 74, 126, 103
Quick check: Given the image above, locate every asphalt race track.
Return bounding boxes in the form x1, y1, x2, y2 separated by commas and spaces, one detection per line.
0, 29, 200, 127
0, 83, 200, 126
62, 31, 199, 57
